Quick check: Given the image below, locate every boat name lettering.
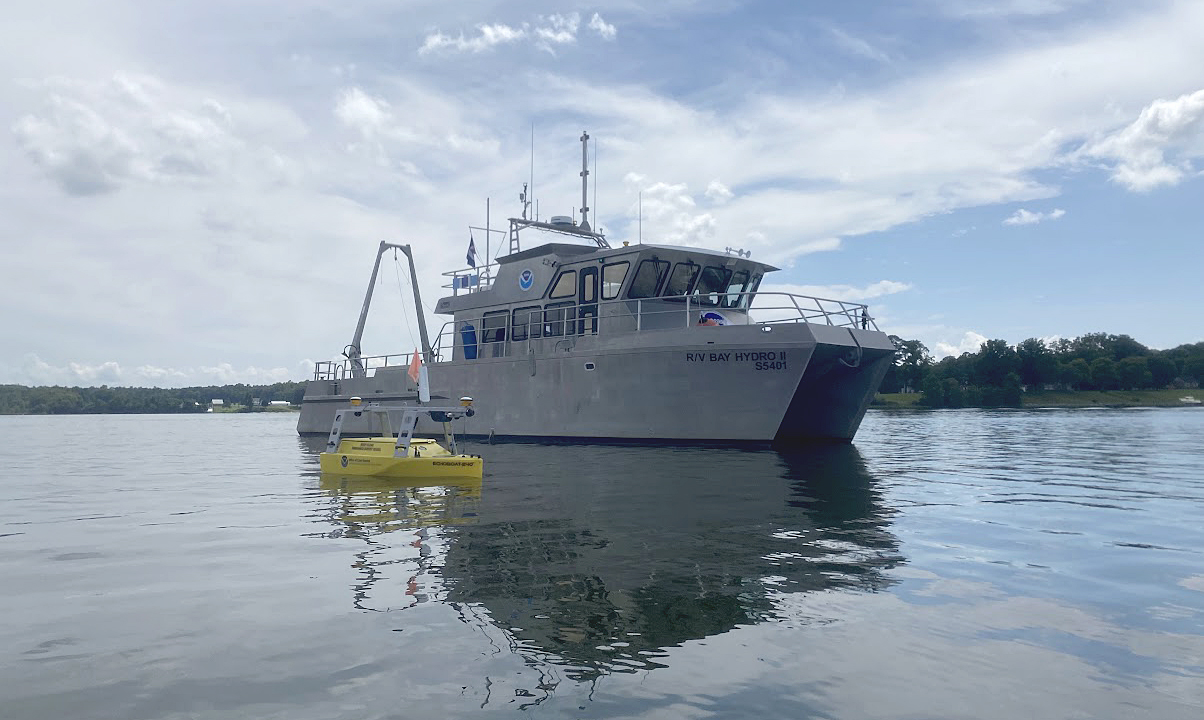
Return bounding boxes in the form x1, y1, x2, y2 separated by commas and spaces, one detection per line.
684, 351, 786, 364
432, 460, 478, 466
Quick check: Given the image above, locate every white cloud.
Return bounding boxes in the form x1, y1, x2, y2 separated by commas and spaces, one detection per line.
588, 13, 617, 40
135, 364, 190, 383
762, 280, 913, 303
935, 331, 989, 358
534, 13, 580, 48
1082, 88, 1204, 192
335, 87, 390, 134
938, 0, 1090, 17
419, 12, 607, 55
623, 172, 717, 246
1003, 207, 1066, 225
10, 74, 297, 196
197, 363, 293, 385
752, 281, 910, 324
331, 83, 498, 170
829, 27, 891, 64
419, 23, 527, 55
6, 354, 298, 387
516, 1, 1204, 264
704, 179, 733, 203
4, 1, 1204, 386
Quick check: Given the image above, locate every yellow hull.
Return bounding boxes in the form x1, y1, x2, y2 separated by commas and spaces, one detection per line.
319, 437, 482, 479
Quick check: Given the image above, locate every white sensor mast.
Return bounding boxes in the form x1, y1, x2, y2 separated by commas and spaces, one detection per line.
579, 131, 591, 231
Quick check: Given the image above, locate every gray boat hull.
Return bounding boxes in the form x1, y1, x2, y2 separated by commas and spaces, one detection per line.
298, 323, 893, 444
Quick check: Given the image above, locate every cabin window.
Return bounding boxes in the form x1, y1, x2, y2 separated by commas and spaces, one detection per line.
544, 301, 576, 337
741, 274, 763, 309
482, 310, 508, 343
662, 262, 700, 301
693, 266, 732, 307
512, 305, 542, 341
722, 270, 750, 308
627, 259, 668, 299
581, 269, 598, 303
602, 261, 629, 300
549, 270, 577, 299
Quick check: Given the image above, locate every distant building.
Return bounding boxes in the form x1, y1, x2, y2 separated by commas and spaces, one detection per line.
210, 399, 224, 406
268, 400, 290, 406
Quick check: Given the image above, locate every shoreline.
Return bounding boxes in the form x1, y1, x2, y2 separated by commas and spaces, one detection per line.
873, 389, 1201, 409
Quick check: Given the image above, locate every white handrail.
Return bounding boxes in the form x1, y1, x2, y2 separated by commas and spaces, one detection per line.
314, 290, 880, 374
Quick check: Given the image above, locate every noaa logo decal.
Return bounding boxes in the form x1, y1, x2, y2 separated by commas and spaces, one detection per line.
698, 311, 729, 326
340, 455, 348, 468
518, 269, 534, 291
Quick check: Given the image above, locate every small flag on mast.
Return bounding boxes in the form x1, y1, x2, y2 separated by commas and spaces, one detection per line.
466, 234, 479, 268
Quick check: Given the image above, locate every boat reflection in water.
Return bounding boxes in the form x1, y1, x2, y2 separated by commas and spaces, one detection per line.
310, 442, 900, 682
313, 473, 482, 612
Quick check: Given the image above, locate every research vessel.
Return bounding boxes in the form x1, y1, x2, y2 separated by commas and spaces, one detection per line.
297, 133, 894, 444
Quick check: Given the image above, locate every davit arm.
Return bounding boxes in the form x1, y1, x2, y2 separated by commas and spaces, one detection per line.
347, 241, 433, 378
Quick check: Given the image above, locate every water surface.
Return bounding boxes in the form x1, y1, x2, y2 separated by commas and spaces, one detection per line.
1, 409, 1202, 718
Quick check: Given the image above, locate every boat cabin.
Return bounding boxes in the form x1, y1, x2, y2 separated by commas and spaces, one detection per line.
433, 238, 777, 361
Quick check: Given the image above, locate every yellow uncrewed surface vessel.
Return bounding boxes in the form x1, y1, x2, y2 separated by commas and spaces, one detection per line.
318, 397, 482, 480
320, 436, 482, 478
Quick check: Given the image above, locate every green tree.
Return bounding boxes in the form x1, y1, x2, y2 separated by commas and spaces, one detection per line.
1117, 357, 1153, 389
974, 339, 1019, 387
895, 338, 932, 392
942, 378, 964, 408
1110, 334, 1149, 361
1001, 372, 1023, 406
1089, 357, 1120, 390
1016, 338, 1057, 387
1147, 355, 1177, 388
31, 387, 84, 414
1070, 333, 1111, 362
1061, 359, 1091, 390
920, 373, 945, 407
1185, 356, 1204, 385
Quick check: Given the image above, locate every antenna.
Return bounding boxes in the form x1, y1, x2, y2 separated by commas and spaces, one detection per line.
593, 135, 598, 234
579, 130, 590, 231
534, 125, 539, 222
638, 190, 643, 244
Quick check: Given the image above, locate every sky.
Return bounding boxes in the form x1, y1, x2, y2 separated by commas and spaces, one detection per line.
2, 0, 1202, 387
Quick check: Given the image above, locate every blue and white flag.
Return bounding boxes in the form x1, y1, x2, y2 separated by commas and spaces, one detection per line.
466, 234, 479, 268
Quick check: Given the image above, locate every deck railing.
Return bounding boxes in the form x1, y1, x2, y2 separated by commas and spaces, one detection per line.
312, 352, 420, 381
313, 291, 877, 378
441, 262, 500, 296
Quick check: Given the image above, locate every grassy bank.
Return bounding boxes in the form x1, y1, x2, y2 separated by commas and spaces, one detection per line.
1020, 389, 1198, 408
211, 404, 300, 413
873, 389, 1200, 409
872, 393, 924, 408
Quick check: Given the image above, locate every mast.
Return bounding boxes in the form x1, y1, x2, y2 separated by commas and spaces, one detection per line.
398, 245, 432, 362
347, 242, 432, 378
348, 241, 389, 378
579, 130, 590, 231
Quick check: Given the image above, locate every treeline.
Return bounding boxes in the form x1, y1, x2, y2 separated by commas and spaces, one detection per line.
879, 333, 1204, 408
0, 381, 307, 415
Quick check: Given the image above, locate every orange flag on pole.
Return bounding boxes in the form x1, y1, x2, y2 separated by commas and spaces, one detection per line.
407, 349, 421, 385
